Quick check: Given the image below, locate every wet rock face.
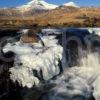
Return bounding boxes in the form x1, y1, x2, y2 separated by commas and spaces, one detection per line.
0, 30, 19, 38
0, 29, 23, 100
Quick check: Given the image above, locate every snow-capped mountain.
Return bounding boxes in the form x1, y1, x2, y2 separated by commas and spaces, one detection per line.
17, 0, 58, 11
63, 2, 79, 8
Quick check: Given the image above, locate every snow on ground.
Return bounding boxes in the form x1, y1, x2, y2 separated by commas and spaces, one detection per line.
3, 35, 63, 88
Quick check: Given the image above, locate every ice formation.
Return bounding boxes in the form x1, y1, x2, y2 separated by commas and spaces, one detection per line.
3, 36, 63, 88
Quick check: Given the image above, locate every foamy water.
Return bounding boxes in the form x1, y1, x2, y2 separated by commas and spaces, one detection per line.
41, 52, 100, 100
3, 36, 63, 88
2, 28, 100, 100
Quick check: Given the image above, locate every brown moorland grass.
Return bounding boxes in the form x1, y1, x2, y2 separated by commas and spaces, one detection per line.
0, 7, 100, 28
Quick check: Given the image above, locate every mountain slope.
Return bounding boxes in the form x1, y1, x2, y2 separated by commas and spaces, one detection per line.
32, 7, 100, 27
17, 0, 58, 11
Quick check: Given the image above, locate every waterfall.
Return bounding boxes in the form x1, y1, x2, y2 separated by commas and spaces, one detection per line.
81, 52, 100, 69
1, 28, 100, 100
40, 31, 100, 100
3, 35, 63, 88
40, 52, 100, 100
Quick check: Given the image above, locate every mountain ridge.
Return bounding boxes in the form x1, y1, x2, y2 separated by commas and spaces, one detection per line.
17, 0, 79, 12
17, 0, 58, 11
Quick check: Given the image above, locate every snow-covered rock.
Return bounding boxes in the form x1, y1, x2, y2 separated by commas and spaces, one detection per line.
17, 0, 58, 11
63, 2, 79, 8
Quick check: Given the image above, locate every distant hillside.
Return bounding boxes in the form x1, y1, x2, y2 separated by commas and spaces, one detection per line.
0, 7, 100, 28
32, 7, 100, 27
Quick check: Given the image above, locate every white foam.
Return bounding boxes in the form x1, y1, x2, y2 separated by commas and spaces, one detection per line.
3, 29, 100, 100
3, 36, 63, 88
42, 52, 100, 100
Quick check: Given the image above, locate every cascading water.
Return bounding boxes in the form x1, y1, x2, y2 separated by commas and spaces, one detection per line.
1, 28, 100, 100
3, 35, 63, 88
40, 52, 100, 100
80, 52, 100, 100
39, 29, 100, 100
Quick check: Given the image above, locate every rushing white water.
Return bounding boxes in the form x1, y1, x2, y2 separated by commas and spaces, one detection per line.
40, 28, 100, 100
3, 36, 63, 88
2, 28, 100, 100
41, 52, 100, 100
87, 28, 100, 36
